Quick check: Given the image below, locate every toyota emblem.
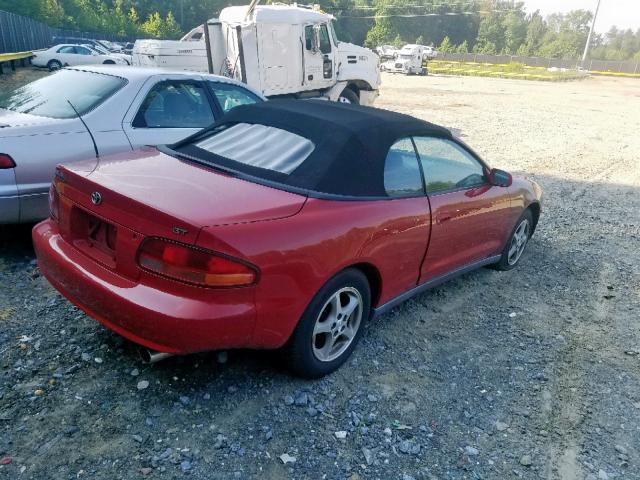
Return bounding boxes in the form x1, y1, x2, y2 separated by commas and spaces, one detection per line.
91, 192, 102, 205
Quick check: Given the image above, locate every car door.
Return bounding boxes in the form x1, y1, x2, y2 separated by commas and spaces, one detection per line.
68, 45, 95, 66
379, 138, 432, 299
122, 77, 216, 148
414, 135, 512, 283
303, 23, 334, 89
55, 45, 76, 65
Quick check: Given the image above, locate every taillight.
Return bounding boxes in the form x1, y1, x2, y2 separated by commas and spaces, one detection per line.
137, 238, 257, 287
0, 154, 16, 169
49, 183, 60, 221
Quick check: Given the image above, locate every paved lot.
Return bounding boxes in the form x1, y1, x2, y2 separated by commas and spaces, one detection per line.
0, 71, 639, 479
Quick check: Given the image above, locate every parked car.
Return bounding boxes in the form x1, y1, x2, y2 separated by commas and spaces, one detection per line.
32, 44, 129, 71
375, 44, 398, 60
51, 36, 103, 49
0, 66, 264, 224
422, 45, 438, 60
33, 100, 543, 378
88, 43, 132, 65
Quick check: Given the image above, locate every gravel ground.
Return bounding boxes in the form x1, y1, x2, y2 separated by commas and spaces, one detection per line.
1, 71, 639, 480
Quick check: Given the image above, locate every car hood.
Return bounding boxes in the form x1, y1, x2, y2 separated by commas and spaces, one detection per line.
65, 147, 308, 229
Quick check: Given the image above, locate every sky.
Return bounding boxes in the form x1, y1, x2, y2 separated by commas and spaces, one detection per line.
522, 0, 640, 33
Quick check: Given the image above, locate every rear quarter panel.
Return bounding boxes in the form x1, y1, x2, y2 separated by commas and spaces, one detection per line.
197, 196, 431, 348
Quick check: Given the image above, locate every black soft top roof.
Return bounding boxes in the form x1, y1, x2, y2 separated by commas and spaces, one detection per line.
171, 99, 452, 198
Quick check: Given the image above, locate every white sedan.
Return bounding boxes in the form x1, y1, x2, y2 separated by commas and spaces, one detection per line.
32, 44, 129, 71
89, 43, 133, 65
0, 66, 265, 224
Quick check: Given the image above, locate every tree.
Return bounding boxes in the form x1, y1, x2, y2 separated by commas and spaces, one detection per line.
518, 11, 546, 55
456, 40, 469, 53
160, 11, 182, 39
475, 11, 504, 53
502, 10, 526, 54
140, 12, 164, 38
364, 14, 396, 48
439, 36, 454, 53
127, 7, 140, 36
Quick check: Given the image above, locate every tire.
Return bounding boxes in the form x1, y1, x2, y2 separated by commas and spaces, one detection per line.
338, 88, 359, 105
47, 60, 62, 71
284, 268, 371, 378
493, 209, 534, 271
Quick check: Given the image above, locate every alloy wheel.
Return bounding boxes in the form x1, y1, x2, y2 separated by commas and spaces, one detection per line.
507, 218, 530, 265
312, 287, 363, 362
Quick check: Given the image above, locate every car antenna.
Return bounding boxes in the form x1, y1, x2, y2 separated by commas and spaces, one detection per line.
67, 100, 99, 158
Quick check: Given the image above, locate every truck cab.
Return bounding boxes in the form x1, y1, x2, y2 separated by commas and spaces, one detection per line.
133, 4, 380, 106
382, 44, 426, 76
214, 5, 380, 105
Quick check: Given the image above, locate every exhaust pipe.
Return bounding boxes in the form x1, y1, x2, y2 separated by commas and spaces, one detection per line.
139, 348, 174, 364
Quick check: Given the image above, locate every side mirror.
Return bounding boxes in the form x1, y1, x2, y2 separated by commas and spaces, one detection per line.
489, 168, 512, 187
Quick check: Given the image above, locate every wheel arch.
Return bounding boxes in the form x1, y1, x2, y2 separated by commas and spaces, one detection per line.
526, 201, 541, 233
345, 80, 374, 94
345, 262, 382, 308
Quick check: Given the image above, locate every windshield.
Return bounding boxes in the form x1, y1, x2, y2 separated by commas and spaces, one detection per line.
90, 44, 109, 54
0, 69, 126, 119
330, 21, 339, 45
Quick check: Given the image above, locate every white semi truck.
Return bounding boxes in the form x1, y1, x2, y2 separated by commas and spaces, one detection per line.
382, 44, 427, 75
133, 3, 380, 105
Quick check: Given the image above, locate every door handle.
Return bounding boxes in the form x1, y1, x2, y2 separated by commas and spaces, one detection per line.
437, 214, 452, 224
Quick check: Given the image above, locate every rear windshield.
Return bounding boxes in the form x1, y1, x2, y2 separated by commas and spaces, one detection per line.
194, 123, 314, 175
0, 69, 126, 119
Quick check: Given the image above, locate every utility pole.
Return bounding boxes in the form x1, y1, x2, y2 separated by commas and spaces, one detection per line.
582, 0, 602, 65
180, 0, 184, 27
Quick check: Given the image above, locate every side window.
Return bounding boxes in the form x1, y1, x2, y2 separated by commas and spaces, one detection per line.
413, 136, 486, 193
57, 46, 75, 54
208, 82, 261, 114
319, 24, 331, 54
133, 81, 214, 129
384, 138, 423, 197
304, 25, 313, 50
75, 47, 92, 55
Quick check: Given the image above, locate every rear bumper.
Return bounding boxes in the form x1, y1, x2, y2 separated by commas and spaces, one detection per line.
32, 220, 257, 354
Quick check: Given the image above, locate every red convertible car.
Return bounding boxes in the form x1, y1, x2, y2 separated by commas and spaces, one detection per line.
33, 101, 542, 377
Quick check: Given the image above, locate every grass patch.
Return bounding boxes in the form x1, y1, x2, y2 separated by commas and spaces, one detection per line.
428, 60, 586, 81
590, 70, 640, 78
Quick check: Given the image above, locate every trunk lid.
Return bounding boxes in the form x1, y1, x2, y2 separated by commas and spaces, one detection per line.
57, 147, 307, 246
0, 108, 60, 130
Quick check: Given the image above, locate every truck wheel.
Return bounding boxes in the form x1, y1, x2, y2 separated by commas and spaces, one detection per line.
338, 88, 359, 105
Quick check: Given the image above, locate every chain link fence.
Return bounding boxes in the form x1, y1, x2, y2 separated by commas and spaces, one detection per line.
438, 52, 640, 74
0, 9, 131, 54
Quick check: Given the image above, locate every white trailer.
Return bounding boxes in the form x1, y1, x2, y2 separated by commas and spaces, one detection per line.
382, 44, 427, 75
133, 4, 380, 105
